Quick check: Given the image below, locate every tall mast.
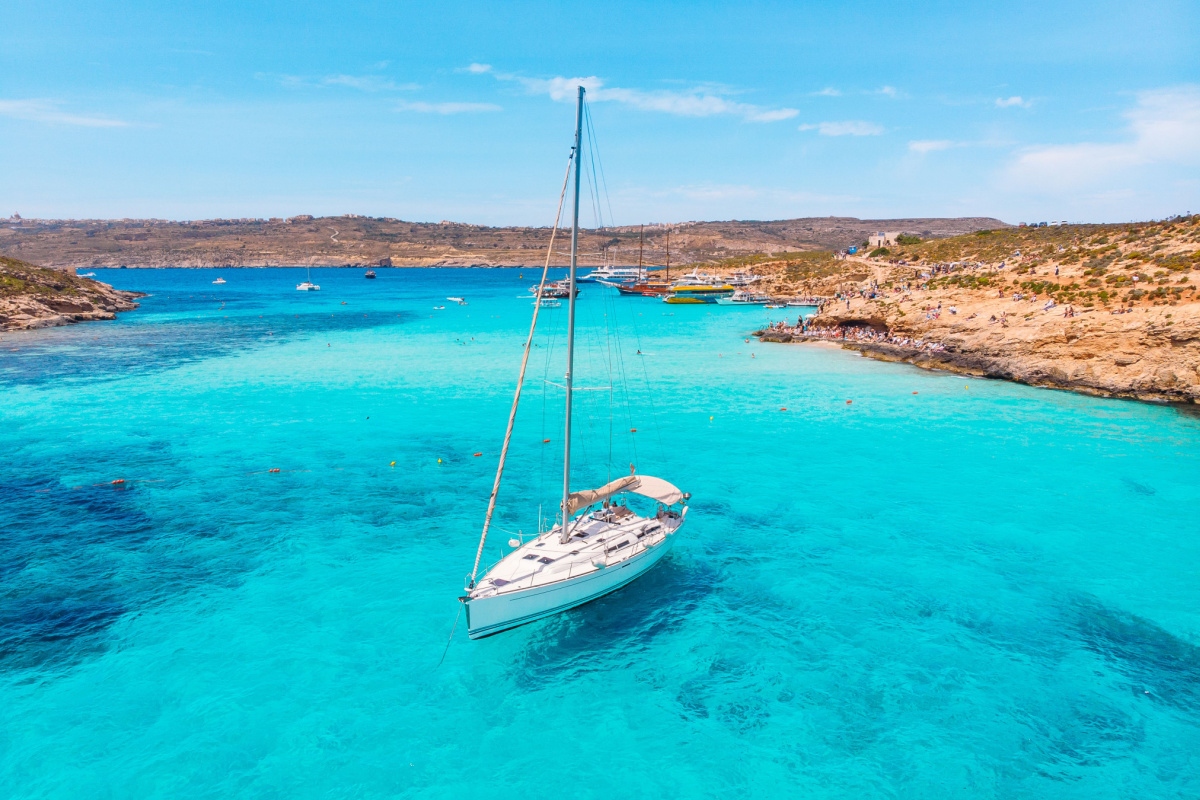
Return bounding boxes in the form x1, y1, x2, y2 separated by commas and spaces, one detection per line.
638, 225, 643, 272
665, 227, 670, 281
560, 85, 584, 542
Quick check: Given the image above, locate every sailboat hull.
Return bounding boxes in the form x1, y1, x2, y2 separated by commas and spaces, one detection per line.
465, 532, 675, 639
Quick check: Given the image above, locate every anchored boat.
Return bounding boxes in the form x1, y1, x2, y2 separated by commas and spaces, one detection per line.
296, 265, 320, 291
463, 86, 689, 639
663, 284, 735, 304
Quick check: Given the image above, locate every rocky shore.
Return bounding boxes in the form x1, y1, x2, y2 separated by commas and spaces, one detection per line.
753, 216, 1200, 404
0, 257, 144, 332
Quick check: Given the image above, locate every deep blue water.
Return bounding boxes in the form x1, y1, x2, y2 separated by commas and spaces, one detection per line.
2, 267, 1199, 798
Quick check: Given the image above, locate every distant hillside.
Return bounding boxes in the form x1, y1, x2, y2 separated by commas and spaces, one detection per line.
0, 215, 1008, 269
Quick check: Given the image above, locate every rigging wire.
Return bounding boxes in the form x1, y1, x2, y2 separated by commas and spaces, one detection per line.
467, 149, 574, 588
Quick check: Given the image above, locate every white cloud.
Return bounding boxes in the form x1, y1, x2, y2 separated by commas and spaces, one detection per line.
0, 99, 129, 127
482, 71, 797, 122
1004, 85, 1200, 191
812, 87, 841, 97
466, 63, 492, 74
875, 86, 898, 97
395, 100, 502, 114
321, 74, 417, 92
799, 120, 884, 136
996, 96, 1030, 108
909, 139, 958, 153
271, 73, 417, 91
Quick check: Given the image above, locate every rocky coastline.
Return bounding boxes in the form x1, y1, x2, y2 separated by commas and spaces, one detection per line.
0, 257, 144, 332
751, 216, 1200, 405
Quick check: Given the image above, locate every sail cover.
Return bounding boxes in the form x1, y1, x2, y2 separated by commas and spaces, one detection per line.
565, 474, 685, 515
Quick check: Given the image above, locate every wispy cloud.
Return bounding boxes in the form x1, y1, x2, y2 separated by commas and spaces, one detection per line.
395, 100, 501, 114
465, 63, 493, 74
874, 86, 899, 97
909, 139, 958, 153
799, 120, 884, 136
0, 99, 129, 128
475, 69, 798, 122
996, 96, 1031, 108
812, 87, 841, 97
271, 73, 418, 92
1004, 85, 1200, 190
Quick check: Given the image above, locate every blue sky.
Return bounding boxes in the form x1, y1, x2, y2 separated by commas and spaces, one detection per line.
2, 0, 1198, 225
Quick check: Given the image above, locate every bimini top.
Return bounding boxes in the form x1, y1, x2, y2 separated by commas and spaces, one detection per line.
566, 474, 686, 515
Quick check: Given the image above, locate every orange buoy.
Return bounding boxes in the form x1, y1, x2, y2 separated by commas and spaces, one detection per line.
111, 479, 125, 484
269, 468, 281, 473
473, 452, 482, 457
846, 400, 852, 404
912, 391, 918, 394
780, 407, 787, 411
543, 439, 551, 443
630, 428, 637, 433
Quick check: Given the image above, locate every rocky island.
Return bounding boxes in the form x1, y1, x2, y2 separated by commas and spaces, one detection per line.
0, 256, 144, 332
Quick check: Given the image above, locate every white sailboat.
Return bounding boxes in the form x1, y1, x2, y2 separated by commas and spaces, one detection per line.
462, 86, 689, 639
296, 265, 320, 291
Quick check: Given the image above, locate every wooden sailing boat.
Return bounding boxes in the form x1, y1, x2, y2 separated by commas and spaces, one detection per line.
462, 86, 689, 639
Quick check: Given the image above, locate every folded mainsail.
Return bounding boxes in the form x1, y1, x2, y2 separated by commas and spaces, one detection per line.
566, 475, 685, 515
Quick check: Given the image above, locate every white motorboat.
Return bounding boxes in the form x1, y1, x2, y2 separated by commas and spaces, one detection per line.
716, 290, 770, 305
578, 266, 646, 283
463, 85, 689, 639
296, 266, 320, 291
212, 277, 227, 285
727, 271, 762, 286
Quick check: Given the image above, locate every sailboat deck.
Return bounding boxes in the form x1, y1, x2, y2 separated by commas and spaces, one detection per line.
472, 508, 682, 599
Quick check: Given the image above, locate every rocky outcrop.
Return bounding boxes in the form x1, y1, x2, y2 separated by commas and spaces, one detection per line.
809, 299, 1200, 404
0, 257, 144, 332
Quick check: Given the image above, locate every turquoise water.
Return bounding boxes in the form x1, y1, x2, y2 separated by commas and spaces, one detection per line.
3, 267, 1200, 799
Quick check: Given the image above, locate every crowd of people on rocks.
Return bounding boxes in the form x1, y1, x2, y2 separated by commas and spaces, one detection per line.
765, 319, 946, 352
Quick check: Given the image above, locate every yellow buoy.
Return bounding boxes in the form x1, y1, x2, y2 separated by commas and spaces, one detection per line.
437, 458, 442, 463
390, 461, 396, 467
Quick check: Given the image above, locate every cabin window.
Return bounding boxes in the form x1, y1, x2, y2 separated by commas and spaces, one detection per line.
522, 554, 538, 560
538, 557, 554, 564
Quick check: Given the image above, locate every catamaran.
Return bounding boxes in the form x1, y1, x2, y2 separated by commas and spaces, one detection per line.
462, 86, 689, 639
296, 265, 320, 291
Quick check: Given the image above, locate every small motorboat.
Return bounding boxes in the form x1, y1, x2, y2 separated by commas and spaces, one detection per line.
212, 277, 227, 285
365, 270, 377, 279
447, 296, 467, 305
532, 280, 580, 299
716, 290, 769, 305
